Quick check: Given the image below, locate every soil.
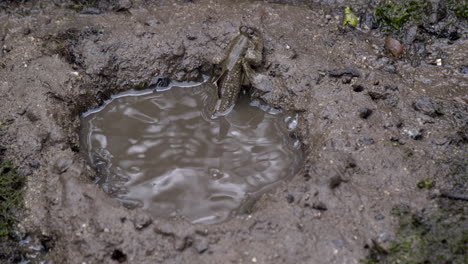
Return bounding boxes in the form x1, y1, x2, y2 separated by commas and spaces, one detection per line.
0, 0, 466, 263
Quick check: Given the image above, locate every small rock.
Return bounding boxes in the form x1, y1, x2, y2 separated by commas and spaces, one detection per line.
329, 175, 344, 189
328, 68, 360, 78
358, 108, 373, 119
288, 48, 298, 59
385, 37, 403, 57
133, 214, 152, 230
341, 76, 352, 84
375, 214, 385, 221
150, 76, 171, 88
383, 64, 397, 74
186, 33, 197, 40
429, 188, 441, 199
384, 85, 398, 91
404, 26, 418, 44
29, 160, 40, 168
413, 97, 442, 117
312, 201, 327, 211
402, 127, 424, 140
26, 111, 39, 122
53, 156, 73, 174
360, 136, 375, 145
194, 236, 209, 254
114, 0, 132, 11
18, 168, 32, 176
173, 43, 185, 57
367, 91, 387, 100
80, 7, 102, 15
458, 65, 468, 74
251, 74, 273, 92
175, 236, 192, 251
377, 232, 391, 243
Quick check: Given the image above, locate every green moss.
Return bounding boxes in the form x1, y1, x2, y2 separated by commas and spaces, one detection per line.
364, 205, 468, 264
343, 6, 359, 27
374, 0, 429, 37
0, 161, 26, 237
373, 0, 467, 37
134, 81, 150, 91
447, 0, 468, 19
417, 178, 435, 189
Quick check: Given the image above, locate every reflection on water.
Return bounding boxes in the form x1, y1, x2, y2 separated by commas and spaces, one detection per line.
80, 83, 301, 224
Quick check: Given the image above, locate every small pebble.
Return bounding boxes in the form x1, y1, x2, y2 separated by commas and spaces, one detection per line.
458, 65, 468, 74
403, 128, 423, 140
341, 76, 352, 84
329, 175, 344, 189
53, 156, 73, 174
358, 108, 373, 119
312, 201, 327, 211
360, 137, 375, 145
29, 160, 40, 168
23, 28, 31, 35
375, 214, 385, 221
377, 232, 391, 243
194, 237, 209, 254
384, 37, 403, 57
18, 168, 32, 176
413, 97, 442, 117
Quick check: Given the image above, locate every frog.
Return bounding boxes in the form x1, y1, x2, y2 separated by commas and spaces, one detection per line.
209, 26, 264, 118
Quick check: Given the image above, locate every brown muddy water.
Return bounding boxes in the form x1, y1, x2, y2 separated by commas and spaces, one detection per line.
80, 82, 302, 224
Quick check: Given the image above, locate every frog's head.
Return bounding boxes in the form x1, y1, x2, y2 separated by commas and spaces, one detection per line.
239, 26, 260, 40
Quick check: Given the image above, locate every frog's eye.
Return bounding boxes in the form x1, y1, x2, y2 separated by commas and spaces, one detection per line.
240, 26, 247, 33
247, 28, 254, 36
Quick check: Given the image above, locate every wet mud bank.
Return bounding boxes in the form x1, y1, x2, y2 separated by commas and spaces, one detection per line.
0, 0, 467, 263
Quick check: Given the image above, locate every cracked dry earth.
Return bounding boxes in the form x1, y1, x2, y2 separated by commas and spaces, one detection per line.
0, 0, 467, 263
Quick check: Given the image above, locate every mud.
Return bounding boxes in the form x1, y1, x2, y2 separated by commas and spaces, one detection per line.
0, 0, 466, 263
80, 83, 301, 224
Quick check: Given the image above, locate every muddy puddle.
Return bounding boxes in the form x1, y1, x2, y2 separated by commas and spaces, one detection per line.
80, 82, 302, 224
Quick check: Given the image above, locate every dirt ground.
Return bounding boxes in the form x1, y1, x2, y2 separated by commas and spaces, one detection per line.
0, 0, 467, 263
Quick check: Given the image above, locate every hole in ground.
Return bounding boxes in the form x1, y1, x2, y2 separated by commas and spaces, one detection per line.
79, 80, 303, 224
111, 249, 127, 263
